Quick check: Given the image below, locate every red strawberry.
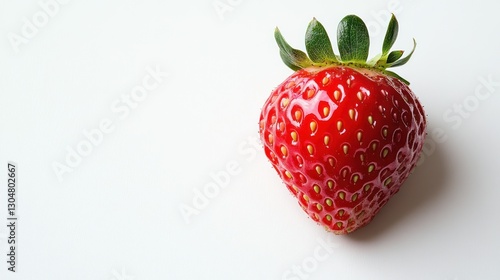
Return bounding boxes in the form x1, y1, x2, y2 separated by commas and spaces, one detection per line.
259, 15, 426, 234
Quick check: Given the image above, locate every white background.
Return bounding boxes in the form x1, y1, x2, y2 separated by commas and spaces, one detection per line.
1, 0, 500, 279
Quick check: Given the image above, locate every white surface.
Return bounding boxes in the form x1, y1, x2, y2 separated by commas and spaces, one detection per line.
1, 0, 500, 279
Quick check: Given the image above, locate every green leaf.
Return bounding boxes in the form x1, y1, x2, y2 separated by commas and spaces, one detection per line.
275, 27, 313, 70
305, 18, 337, 63
389, 38, 416, 67
386, 50, 404, 64
337, 15, 370, 62
279, 50, 301, 71
382, 14, 399, 55
384, 70, 410, 85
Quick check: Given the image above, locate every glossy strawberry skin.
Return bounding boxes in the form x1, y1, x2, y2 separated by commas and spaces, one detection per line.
259, 66, 426, 234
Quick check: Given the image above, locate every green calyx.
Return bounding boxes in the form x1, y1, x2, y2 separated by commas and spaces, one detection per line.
275, 14, 416, 84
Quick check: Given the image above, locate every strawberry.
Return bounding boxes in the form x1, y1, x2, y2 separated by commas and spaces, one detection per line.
259, 15, 426, 234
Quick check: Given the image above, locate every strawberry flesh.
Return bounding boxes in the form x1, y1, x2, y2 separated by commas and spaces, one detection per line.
259, 66, 426, 234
